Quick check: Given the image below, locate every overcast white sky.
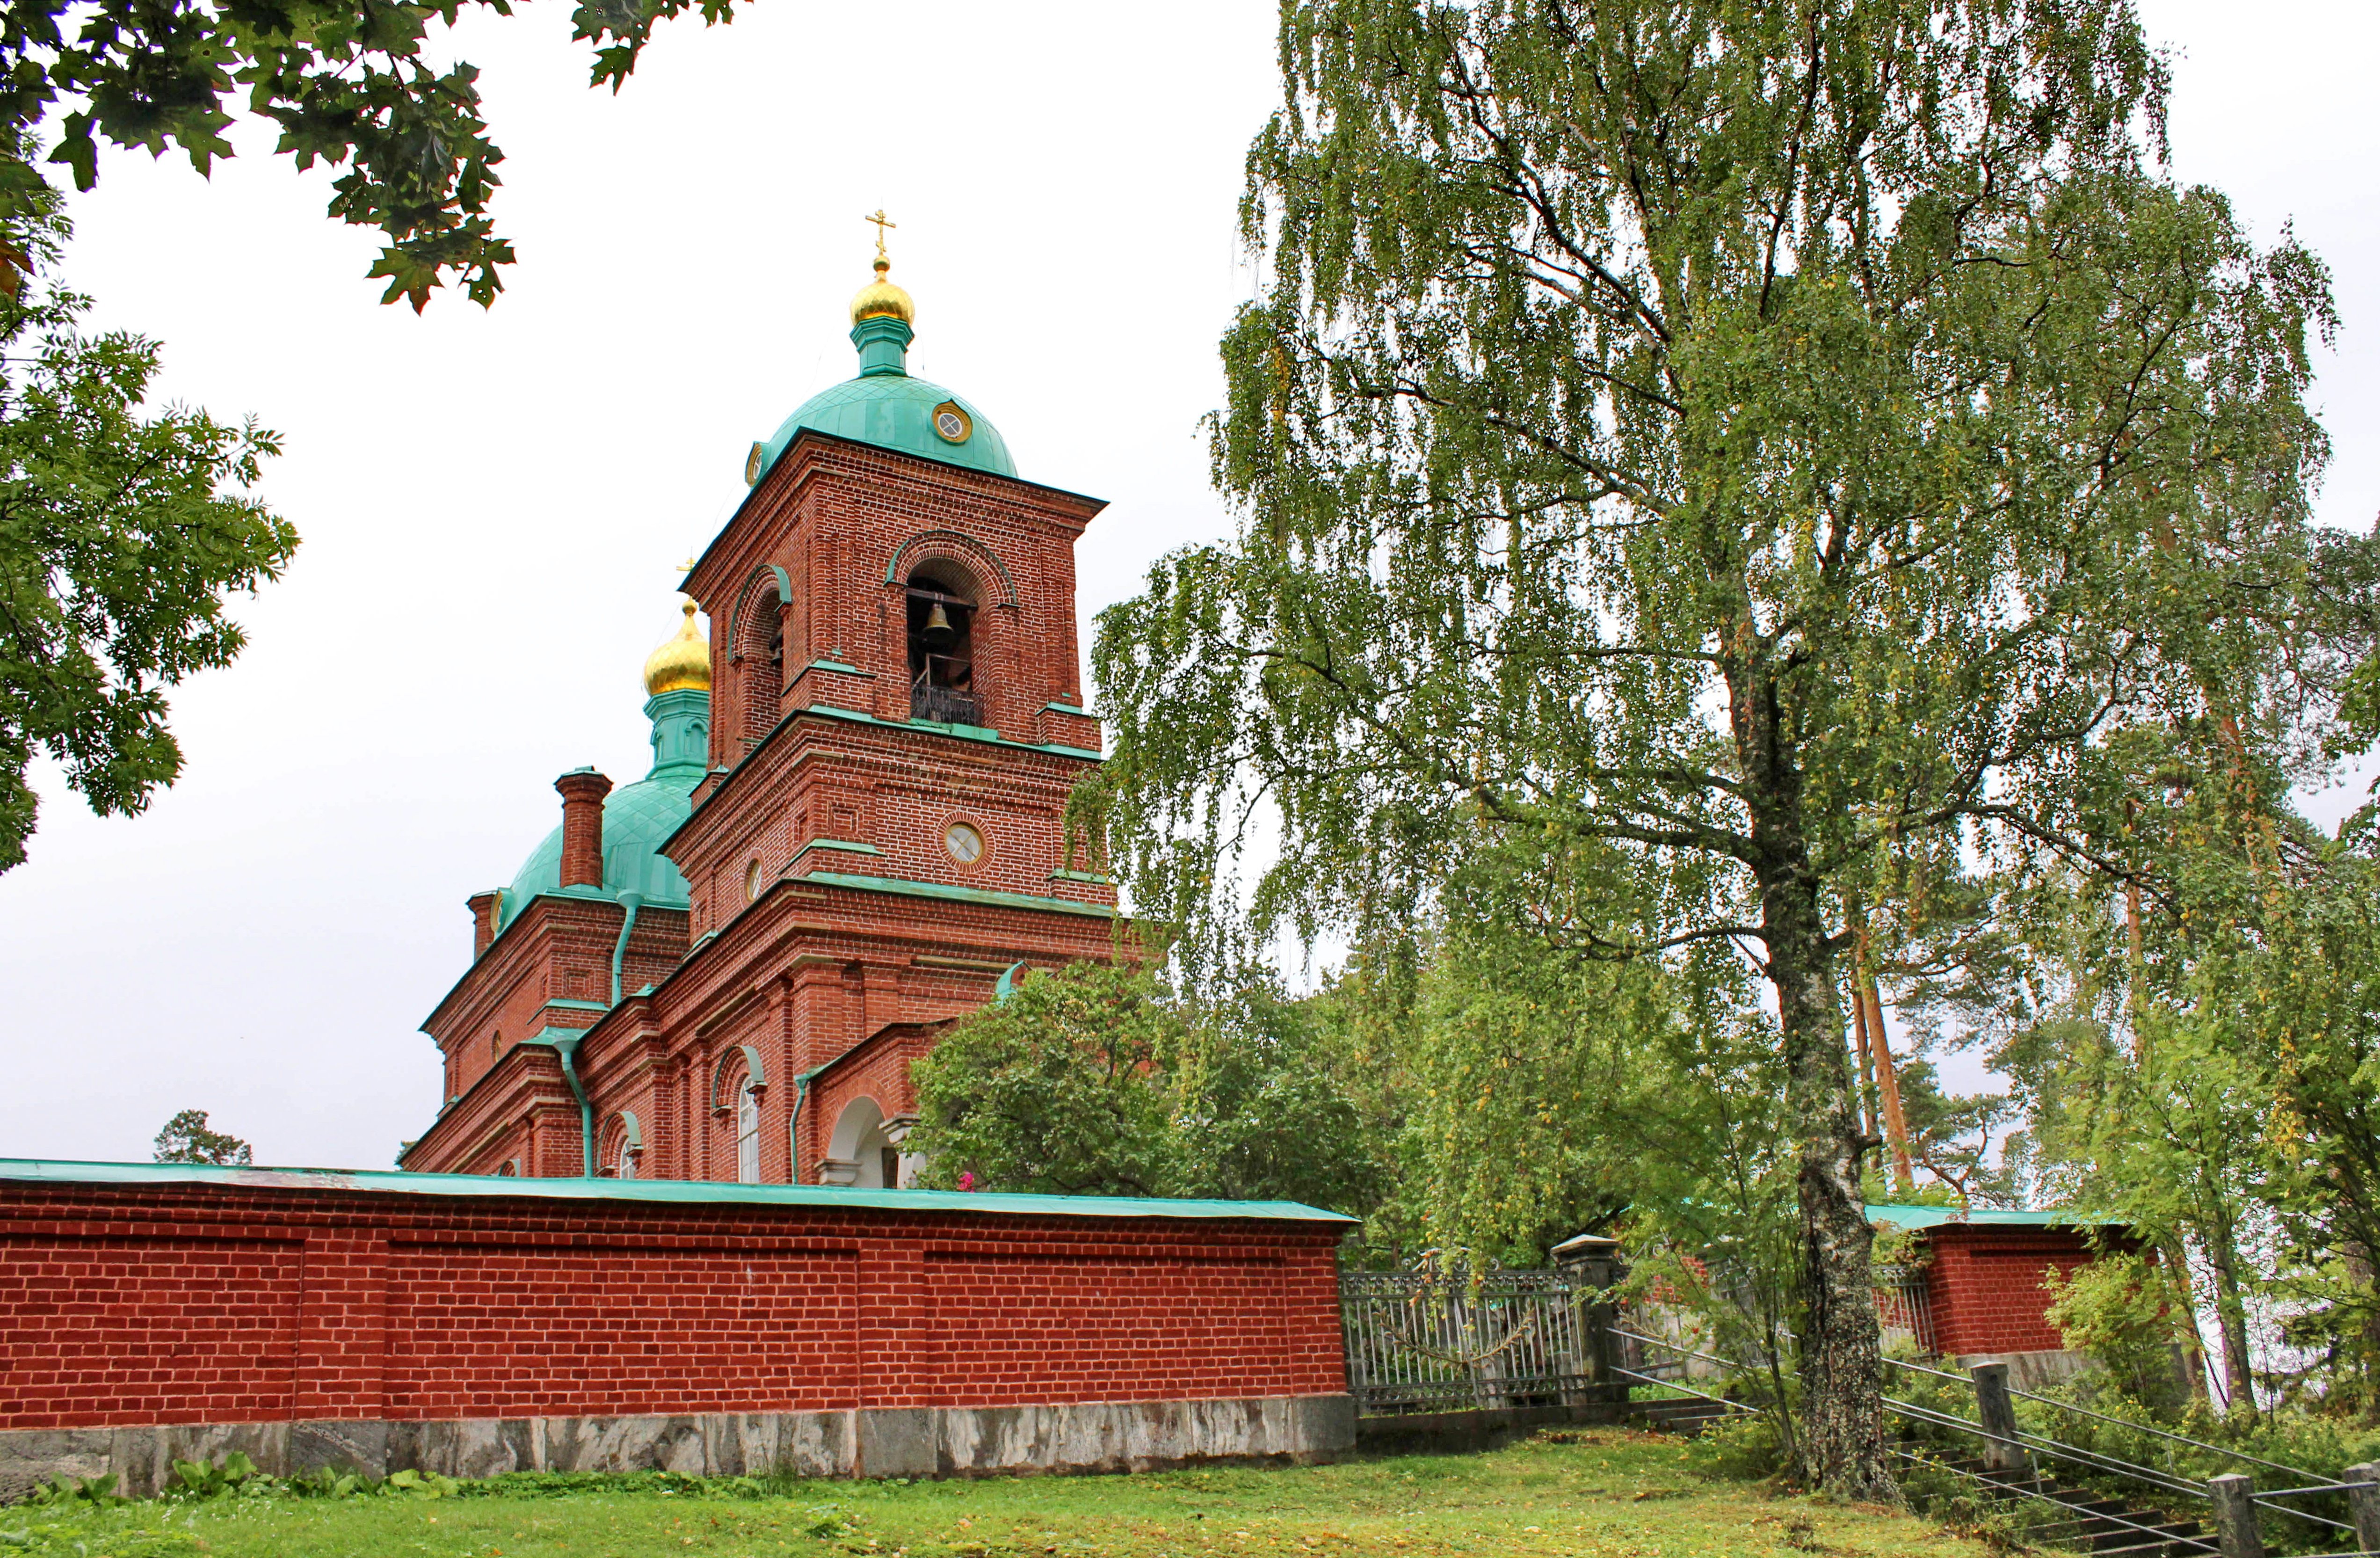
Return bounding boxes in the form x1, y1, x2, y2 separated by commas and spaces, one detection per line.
0, 0, 2370, 1171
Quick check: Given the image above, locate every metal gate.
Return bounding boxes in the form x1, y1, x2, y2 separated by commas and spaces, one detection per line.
1339, 1268, 1602, 1413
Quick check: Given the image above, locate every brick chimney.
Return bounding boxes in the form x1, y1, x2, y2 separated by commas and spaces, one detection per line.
555, 769, 613, 889
466, 890, 501, 957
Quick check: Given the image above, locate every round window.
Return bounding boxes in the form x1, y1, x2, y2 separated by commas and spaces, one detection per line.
744, 859, 762, 902
931, 401, 972, 444
944, 821, 985, 865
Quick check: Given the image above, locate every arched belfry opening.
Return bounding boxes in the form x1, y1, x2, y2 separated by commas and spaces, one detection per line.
906, 563, 978, 724
738, 582, 783, 743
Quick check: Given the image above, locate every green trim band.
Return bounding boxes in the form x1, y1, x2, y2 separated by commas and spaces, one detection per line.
791, 837, 881, 862
1048, 869, 1113, 885
799, 703, 1103, 761
661, 706, 1102, 860
799, 870, 1117, 920
801, 660, 873, 678
0, 1156, 1353, 1223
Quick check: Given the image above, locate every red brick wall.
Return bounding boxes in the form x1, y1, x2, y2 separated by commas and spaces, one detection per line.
0, 1177, 1348, 1432
1922, 1224, 2102, 1356
386, 1238, 858, 1417
0, 1236, 301, 1429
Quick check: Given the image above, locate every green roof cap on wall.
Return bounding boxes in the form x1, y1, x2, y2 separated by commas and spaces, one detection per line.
0, 1157, 1358, 1224
1865, 1202, 2122, 1230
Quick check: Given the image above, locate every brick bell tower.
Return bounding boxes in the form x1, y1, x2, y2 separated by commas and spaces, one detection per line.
403, 234, 1125, 1186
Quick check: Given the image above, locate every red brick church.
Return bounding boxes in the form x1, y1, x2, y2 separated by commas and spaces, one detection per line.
401, 242, 1127, 1185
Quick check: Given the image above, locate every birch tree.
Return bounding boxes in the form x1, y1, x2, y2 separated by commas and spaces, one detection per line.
1086, 0, 2344, 1492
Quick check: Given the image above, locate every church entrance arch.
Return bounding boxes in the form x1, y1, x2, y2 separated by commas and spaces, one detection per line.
824, 1096, 901, 1188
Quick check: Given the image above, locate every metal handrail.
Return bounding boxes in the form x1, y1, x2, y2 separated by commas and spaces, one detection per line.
1883, 1349, 2369, 1526
1623, 1325, 2213, 1504
1607, 1364, 1760, 1417
2258, 1483, 2378, 1501
1607, 1325, 1784, 1385
1627, 1323, 2369, 1540
1887, 1397, 2214, 1504
2005, 1383, 2341, 1488
1887, 1444, 2220, 1557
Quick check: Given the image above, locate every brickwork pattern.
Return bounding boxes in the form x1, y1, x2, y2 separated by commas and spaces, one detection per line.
1922, 1225, 2101, 1357
409, 428, 1131, 1186
0, 1179, 1348, 1432
926, 1251, 1293, 1405
387, 1241, 857, 1416
0, 1236, 300, 1428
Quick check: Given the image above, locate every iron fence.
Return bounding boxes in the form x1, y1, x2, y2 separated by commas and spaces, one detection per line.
1872, 1263, 1938, 1355
1340, 1269, 1599, 1414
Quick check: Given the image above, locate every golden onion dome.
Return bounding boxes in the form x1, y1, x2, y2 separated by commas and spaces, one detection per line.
642, 599, 711, 696
850, 256, 914, 326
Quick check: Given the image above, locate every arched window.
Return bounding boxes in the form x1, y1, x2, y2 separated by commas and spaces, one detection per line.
736, 1084, 761, 1184
601, 1112, 643, 1180
738, 582, 783, 743
906, 564, 978, 724
710, 1045, 767, 1184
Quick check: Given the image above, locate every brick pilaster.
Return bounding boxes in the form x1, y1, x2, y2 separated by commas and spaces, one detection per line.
294, 1229, 388, 1419
856, 1238, 930, 1409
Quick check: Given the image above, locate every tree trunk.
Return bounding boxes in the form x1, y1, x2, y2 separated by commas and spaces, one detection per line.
1734, 659, 1893, 1500
1864, 975, 1915, 1195
1772, 886, 1893, 1498
2201, 1203, 2259, 1415
2160, 1236, 2214, 1405
1850, 990, 1879, 1142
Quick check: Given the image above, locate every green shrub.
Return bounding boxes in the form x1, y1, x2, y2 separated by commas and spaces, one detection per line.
1683, 1412, 1787, 1480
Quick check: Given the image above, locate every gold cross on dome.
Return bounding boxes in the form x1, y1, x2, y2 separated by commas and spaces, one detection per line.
864, 208, 897, 262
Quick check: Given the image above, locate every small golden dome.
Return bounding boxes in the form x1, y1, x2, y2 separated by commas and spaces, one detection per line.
850, 257, 915, 326
643, 600, 711, 696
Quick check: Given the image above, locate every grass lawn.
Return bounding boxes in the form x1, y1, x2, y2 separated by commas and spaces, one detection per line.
2, 1430, 2000, 1558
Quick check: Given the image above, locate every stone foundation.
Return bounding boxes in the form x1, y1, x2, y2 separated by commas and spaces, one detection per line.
0, 1393, 1357, 1501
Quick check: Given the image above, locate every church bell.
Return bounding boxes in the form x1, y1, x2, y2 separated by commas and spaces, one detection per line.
923, 601, 955, 643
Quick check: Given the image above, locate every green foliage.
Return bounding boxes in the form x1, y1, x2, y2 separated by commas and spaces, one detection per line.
164, 1451, 256, 1498
0, 1436, 2003, 1558
907, 962, 1185, 1199
1082, 0, 2365, 1487
2042, 1252, 2196, 1410
150, 1109, 252, 1165
0, 168, 295, 873
22, 1473, 120, 1507
907, 961, 1388, 1213
1681, 1413, 1788, 1483
0, 0, 752, 306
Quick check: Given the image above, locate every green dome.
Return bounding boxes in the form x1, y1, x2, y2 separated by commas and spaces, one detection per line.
748, 314, 1015, 484
495, 688, 708, 934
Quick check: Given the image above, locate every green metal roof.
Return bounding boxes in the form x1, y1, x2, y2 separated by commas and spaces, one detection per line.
1866, 1203, 2121, 1230
498, 689, 708, 933
0, 1157, 1356, 1223
747, 313, 1014, 484
755, 374, 1014, 484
